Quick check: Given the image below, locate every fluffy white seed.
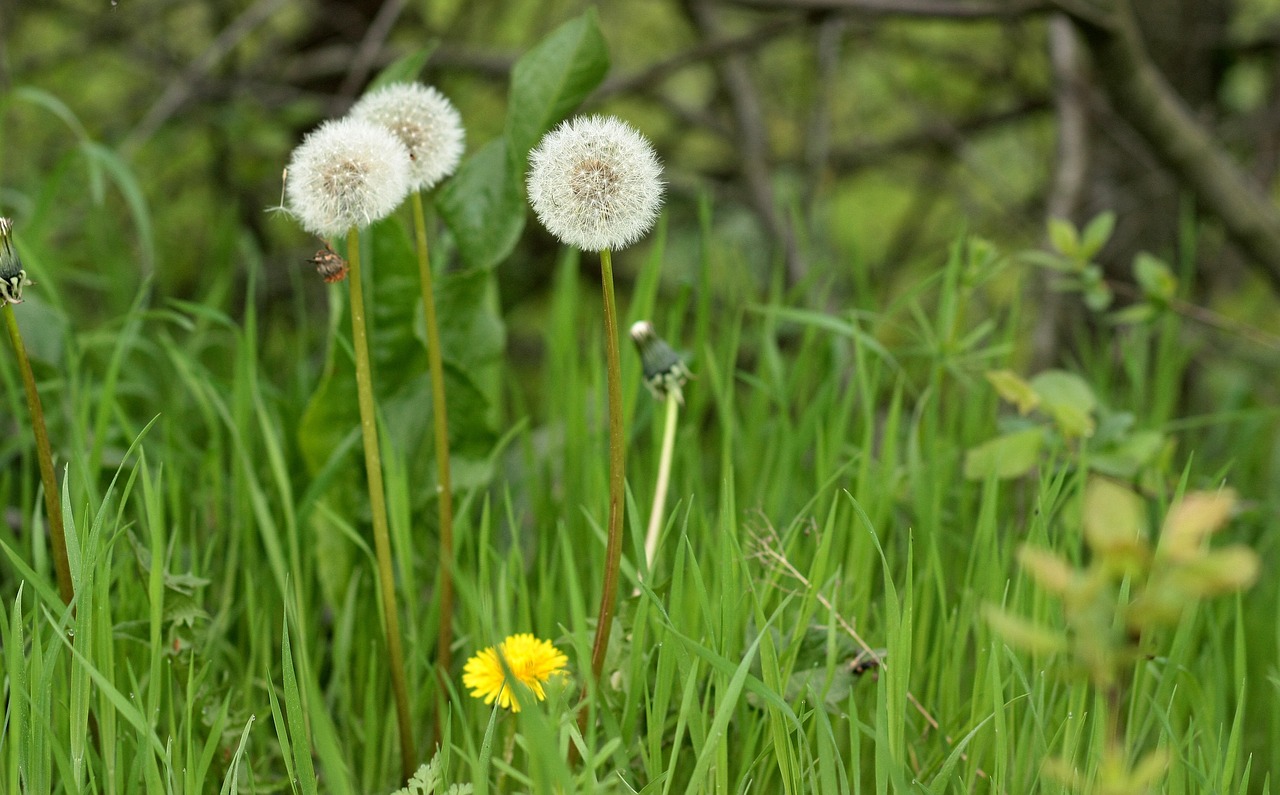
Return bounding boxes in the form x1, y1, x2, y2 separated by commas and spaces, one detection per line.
285, 117, 411, 238
349, 82, 466, 192
526, 115, 664, 252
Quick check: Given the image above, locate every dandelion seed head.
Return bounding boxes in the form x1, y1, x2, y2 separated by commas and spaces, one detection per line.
527, 115, 664, 252
350, 82, 465, 192
462, 633, 568, 712
284, 117, 410, 238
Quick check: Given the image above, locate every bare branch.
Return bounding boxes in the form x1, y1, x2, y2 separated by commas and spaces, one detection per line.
335, 0, 408, 111
683, 0, 806, 284
123, 0, 290, 155
1063, 0, 1280, 290
592, 17, 803, 101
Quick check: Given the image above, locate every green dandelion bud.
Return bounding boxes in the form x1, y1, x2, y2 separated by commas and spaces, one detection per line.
630, 320, 691, 403
0, 218, 32, 307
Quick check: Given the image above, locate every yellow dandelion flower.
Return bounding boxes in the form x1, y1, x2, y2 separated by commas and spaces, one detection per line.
462, 633, 568, 712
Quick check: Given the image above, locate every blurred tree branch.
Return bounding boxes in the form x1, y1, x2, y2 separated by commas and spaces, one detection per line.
1058, 0, 1280, 290
684, 0, 806, 285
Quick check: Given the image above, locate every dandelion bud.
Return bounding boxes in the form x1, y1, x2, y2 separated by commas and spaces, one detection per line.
630, 320, 691, 403
284, 118, 411, 239
527, 115, 664, 252
0, 217, 32, 307
349, 82, 465, 192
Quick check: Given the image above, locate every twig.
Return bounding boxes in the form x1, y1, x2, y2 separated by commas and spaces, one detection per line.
123, 0, 289, 154
1034, 13, 1090, 368
683, 0, 805, 285
335, 0, 408, 109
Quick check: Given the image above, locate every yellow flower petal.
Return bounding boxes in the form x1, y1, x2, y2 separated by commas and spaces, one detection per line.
462, 633, 569, 713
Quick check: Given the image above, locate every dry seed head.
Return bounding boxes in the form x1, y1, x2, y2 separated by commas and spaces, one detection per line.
527, 115, 664, 251
285, 118, 411, 238
349, 82, 465, 191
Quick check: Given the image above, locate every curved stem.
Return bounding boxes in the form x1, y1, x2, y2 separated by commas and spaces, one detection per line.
4, 304, 72, 605
346, 228, 416, 778
588, 248, 626, 682
411, 191, 456, 726
643, 393, 680, 572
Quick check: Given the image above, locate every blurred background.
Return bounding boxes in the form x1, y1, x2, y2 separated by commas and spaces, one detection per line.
3, 0, 1280, 393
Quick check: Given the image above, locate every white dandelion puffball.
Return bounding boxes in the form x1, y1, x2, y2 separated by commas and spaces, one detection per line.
527, 115, 664, 252
349, 82, 465, 191
285, 117, 411, 238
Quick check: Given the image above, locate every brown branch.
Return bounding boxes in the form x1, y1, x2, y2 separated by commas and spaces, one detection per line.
1060, 0, 1280, 291
683, 0, 806, 285
826, 98, 1052, 171
335, 0, 408, 110
122, 0, 290, 154
593, 17, 804, 100
1034, 13, 1090, 367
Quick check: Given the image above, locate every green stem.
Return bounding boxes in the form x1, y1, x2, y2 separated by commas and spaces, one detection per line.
588, 248, 626, 683
411, 192, 456, 721
4, 303, 73, 605
346, 228, 416, 778
643, 393, 680, 572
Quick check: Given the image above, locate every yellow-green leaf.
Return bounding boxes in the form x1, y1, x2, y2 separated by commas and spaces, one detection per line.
1082, 477, 1147, 555
1030, 370, 1097, 438
963, 428, 1044, 480
1017, 545, 1077, 594
983, 605, 1068, 655
986, 369, 1040, 414
1158, 489, 1236, 562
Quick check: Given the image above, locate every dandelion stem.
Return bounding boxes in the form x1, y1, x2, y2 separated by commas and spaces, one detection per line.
345, 227, 416, 778
644, 392, 680, 572
410, 191, 456, 721
4, 303, 73, 605
588, 248, 626, 683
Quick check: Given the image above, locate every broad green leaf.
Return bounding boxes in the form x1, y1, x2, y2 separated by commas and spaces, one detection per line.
1047, 217, 1079, 259
1107, 303, 1156, 326
437, 10, 609, 271
505, 9, 610, 154
1083, 281, 1113, 312
436, 139, 526, 270
298, 217, 500, 512
1030, 370, 1097, 438
368, 43, 439, 92
1091, 429, 1165, 477
1133, 251, 1177, 302
985, 369, 1039, 414
963, 427, 1044, 480
1080, 211, 1115, 260
1082, 477, 1146, 556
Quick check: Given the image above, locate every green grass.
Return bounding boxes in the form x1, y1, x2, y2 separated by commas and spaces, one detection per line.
2, 212, 1278, 794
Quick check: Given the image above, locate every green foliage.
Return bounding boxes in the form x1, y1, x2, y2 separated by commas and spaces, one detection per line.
989, 479, 1259, 794
966, 366, 1170, 480
437, 9, 609, 270
298, 217, 502, 512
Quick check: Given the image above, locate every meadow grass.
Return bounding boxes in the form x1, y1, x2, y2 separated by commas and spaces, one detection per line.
1, 209, 1277, 795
